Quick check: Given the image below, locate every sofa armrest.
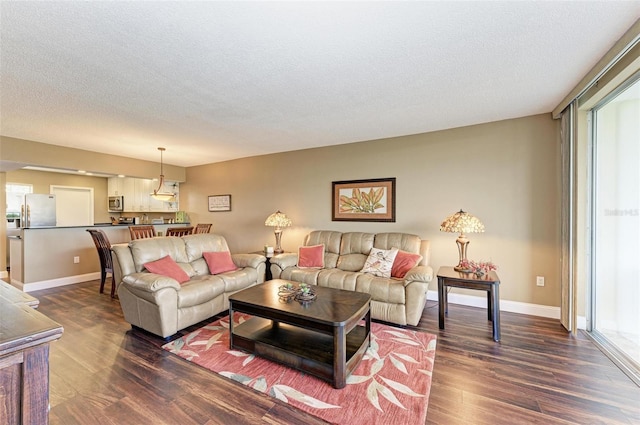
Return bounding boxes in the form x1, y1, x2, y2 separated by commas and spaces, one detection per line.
122, 272, 182, 293
403, 265, 434, 285
232, 253, 266, 269
270, 253, 298, 270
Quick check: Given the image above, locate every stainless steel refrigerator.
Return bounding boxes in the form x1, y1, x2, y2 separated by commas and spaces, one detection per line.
21, 194, 57, 227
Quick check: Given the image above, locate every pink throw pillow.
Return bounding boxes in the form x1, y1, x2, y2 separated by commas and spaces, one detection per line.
203, 251, 238, 274
144, 255, 190, 284
391, 250, 423, 279
297, 244, 324, 268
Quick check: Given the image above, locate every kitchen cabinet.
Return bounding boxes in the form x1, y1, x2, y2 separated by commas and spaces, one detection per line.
107, 177, 125, 196
107, 177, 179, 212
134, 179, 152, 212
121, 178, 135, 212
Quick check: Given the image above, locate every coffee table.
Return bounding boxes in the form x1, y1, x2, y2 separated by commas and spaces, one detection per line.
229, 279, 371, 389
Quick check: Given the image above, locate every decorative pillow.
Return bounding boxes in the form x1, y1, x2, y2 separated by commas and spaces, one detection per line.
203, 251, 238, 274
144, 255, 190, 284
391, 250, 423, 279
298, 244, 324, 268
360, 247, 399, 278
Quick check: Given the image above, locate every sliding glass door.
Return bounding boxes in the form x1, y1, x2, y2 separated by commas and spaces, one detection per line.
590, 75, 640, 381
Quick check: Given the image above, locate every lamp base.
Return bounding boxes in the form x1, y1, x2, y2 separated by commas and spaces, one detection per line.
454, 234, 471, 272
274, 229, 283, 254
454, 264, 472, 273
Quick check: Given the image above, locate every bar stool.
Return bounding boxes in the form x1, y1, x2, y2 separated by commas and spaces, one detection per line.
129, 225, 156, 240
86, 229, 116, 298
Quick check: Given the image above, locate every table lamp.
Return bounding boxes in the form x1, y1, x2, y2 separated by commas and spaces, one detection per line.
440, 209, 485, 272
264, 210, 292, 253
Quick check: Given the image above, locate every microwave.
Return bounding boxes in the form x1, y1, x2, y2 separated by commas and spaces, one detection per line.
108, 196, 124, 212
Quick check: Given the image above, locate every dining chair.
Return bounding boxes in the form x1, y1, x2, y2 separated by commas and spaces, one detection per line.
166, 227, 194, 237
193, 223, 212, 234
86, 229, 116, 298
129, 225, 156, 240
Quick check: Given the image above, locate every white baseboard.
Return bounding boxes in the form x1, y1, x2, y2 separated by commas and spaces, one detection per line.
426, 290, 561, 320
17, 272, 101, 293
577, 316, 587, 330
0, 270, 8, 279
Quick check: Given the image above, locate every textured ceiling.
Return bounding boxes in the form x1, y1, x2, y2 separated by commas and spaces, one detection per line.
1, 2, 639, 167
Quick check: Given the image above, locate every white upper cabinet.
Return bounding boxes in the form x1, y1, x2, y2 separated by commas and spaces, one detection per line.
107, 177, 179, 212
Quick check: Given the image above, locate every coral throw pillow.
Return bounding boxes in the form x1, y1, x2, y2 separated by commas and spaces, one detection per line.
298, 244, 325, 268
203, 251, 238, 274
391, 251, 423, 279
144, 255, 190, 284
360, 247, 399, 278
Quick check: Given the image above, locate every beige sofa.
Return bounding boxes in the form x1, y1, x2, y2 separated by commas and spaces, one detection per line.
112, 233, 266, 338
270, 231, 432, 326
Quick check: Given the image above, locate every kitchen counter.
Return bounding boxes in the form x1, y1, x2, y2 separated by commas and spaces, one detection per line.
9, 223, 191, 292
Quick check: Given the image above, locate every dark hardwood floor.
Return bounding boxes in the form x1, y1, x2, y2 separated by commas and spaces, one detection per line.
26, 280, 640, 424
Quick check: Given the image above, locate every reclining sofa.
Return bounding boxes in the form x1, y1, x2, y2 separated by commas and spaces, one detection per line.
112, 233, 266, 338
270, 231, 433, 326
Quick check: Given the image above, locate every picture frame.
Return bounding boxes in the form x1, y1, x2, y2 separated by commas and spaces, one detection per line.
332, 178, 396, 222
208, 194, 232, 212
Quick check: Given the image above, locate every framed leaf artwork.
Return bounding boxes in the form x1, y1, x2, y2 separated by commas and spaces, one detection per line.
332, 178, 396, 222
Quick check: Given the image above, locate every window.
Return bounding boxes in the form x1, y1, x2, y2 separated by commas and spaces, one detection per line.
590, 74, 640, 381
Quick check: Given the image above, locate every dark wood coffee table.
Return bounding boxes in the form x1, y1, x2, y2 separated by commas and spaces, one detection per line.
229, 279, 371, 389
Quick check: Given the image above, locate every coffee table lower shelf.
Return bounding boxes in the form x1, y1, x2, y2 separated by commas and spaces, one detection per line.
231, 317, 369, 388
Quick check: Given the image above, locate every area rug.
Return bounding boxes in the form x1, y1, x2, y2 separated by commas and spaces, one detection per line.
162, 313, 437, 425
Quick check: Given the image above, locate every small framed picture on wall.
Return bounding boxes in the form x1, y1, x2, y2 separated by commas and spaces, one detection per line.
208, 194, 232, 212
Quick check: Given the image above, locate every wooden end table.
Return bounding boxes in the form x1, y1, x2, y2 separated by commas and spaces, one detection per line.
437, 266, 501, 342
229, 279, 371, 389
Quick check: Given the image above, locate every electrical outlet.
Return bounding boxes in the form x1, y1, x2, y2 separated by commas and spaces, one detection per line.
536, 276, 545, 287
74, 256, 80, 264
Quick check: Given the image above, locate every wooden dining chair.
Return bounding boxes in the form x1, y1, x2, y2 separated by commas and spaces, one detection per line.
86, 229, 116, 298
129, 225, 156, 240
193, 223, 212, 234
166, 227, 194, 237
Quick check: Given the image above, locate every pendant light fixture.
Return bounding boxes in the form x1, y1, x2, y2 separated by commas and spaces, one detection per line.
151, 147, 176, 202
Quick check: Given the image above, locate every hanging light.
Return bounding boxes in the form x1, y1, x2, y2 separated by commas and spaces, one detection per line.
151, 147, 176, 202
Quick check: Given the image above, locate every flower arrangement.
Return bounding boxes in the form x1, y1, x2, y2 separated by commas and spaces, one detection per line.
278, 282, 317, 303
460, 259, 497, 277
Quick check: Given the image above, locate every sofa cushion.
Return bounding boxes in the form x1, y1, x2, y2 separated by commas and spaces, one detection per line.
356, 273, 406, 304
177, 275, 226, 308
130, 237, 190, 273
316, 268, 359, 291
183, 234, 231, 262
374, 232, 422, 253
217, 268, 259, 292
305, 231, 342, 268
203, 251, 238, 274
360, 247, 399, 278
336, 232, 374, 271
298, 244, 324, 268
280, 267, 322, 285
144, 255, 190, 284
391, 250, 423, 279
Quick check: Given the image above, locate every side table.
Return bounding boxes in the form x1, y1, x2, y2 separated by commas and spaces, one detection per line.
437, 266, 501, 342
250, 251, 276, 281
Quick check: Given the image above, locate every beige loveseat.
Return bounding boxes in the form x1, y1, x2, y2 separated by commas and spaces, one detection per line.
270, 231, 432, 326
112, 233, 266, 338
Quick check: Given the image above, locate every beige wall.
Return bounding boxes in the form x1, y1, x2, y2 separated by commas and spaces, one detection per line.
182, 113, 562, 307
0, 136, 186, 182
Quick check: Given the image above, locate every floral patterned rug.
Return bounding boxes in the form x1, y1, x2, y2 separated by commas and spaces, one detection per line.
162, 313, 437, 425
